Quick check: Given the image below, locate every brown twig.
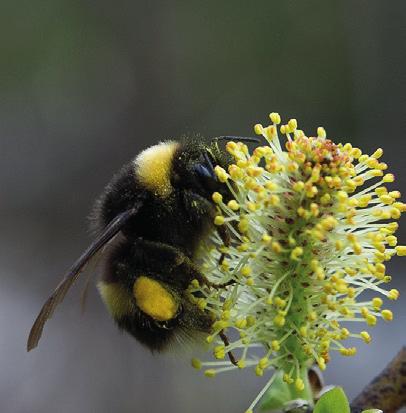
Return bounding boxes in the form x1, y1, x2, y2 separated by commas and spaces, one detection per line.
350, 346, 406, 413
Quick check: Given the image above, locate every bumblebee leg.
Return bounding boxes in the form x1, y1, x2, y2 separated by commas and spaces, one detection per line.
133, 238, 209, 289
219, 330, 238, 366
133, 239, 236, 291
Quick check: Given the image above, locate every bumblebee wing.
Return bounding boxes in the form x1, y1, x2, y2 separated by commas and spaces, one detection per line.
27, 206, 140, 351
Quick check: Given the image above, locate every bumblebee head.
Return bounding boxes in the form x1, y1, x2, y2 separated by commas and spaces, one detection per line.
172, 136, 261, 201
170, 138, 227, 200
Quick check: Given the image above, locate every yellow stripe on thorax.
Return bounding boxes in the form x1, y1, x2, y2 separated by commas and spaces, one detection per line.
133, 276, 178, 321
134, 141, 179, 197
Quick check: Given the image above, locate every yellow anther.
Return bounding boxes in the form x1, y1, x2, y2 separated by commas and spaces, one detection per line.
359, 154, 369, 163
197, 298, 207, 311
204, 369, 217, 378
265, 181, 277, 191
381, 309, 393, 321
390, 208, 401, 219
221, 310, 230, 321
271, 340, 280, 351
225, 141, 238, 154
340, 328, 350, 339
292, 181, 305, 192
308, 311, 317, 322
254, 123, 264, 135
306, 185, 318, 198
320, 193, 331, 205
383, 173, 395, 183
191, 358, 202, 370
287, 162, 299, 173
235, 318, 247, 329
246, 277, 254, 286
267, 194, 280, 206
288, 118, 298, 132
255, 366, 264, 377
280, 124, 287, 135
317, 357, 326, 371
395, 246, 406, 256
237, 243, 249, 253
345, 267, 357, 276
269, 112, 281, 124
212, 192, 223, 204
272, 241, 282, 254
366, 314, 377, 326
393, 202, 406, 212
386, 235, 397, 246
261, 233, 272, 244
258, 357, 269, 369
214, 215, 225, 226
317, 127, 326, 138
264, 125, 278, 140
299, 326, 308, 337
334, 240, 344, 251
367, 158, 379, 169
246, 201, 257, 212
283, 373, 294, 384
369, 169, 383, 177
375, 263, 386, 275
372, 148, 383, 159
220, 260, 229, 272
389, 191, 401, 199
290, 246, 304, 260
212, 320, 229, 330
387, 222, 398, 232
321, 216, 338, 231
350, 242, 361, 255
214, 166, 229, 183
340, 347, 357, 356
228, 165, 244, 180
237, 359, 246, 369
274, 297, 286, 308
337, 191, 348, 202
380, 195, 394, 205
227, 200, 240, 210
274, 314, 286, 327
295, 378, 305, 391
247, 166, 264, 177
238, 218, 249, 233
388, 289, 399, 300
360, 331, 371, 344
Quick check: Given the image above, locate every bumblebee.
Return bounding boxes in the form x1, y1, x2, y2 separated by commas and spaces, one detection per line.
27, 136, 259, 355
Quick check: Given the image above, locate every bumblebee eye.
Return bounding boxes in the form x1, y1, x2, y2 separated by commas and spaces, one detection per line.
193, 164, 215, 180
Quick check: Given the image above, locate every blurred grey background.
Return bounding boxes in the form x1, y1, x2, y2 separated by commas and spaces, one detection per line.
1, 1, 405, 412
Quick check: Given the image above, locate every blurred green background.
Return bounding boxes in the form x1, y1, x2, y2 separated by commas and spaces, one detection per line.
1, 1, 405, 412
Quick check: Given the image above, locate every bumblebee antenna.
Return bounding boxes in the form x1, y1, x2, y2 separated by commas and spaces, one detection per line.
213, 136, 262, 144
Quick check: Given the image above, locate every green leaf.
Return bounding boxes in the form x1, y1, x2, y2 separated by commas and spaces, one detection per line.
313, 387, 350, 413
260, 370, 294, 411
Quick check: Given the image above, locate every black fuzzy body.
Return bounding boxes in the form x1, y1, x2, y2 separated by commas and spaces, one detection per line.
93, 139, 230, 351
